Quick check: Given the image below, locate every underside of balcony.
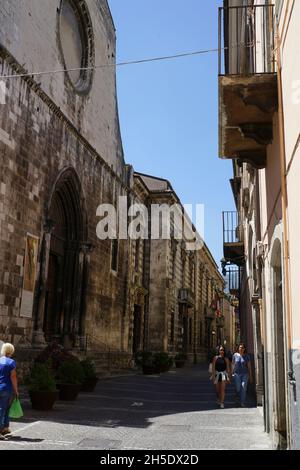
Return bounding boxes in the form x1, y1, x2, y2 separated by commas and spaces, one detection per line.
219, 73, 278, 169
223, 242, 244, 266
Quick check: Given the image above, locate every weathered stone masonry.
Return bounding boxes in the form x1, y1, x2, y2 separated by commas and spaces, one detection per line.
0, 44, 130, 357
0, 1, 228, 378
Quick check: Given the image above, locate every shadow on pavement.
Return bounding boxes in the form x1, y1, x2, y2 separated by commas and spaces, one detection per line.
13, 364, 256, 430
5, 436, 44, 443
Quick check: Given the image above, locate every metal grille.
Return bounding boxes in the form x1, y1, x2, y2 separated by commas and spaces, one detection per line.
219, 4, 276, 75
227, 267, 240, 294
222, 211, 242, 244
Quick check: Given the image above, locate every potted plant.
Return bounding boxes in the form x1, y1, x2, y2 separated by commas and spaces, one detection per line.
27, 363, 58, 410
35, 341, 77, 371
80, 358, 98, 392
135, 352, 157, 375
56, 358, 85, 400
174, 353, 186, 368
154, 352, 173, 373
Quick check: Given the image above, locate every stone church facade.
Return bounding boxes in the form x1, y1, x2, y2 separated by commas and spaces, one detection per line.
0, 0, 226, 374
0, 0, 130, 360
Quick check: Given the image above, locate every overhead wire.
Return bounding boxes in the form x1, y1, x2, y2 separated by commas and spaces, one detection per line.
0, 42, 259, 80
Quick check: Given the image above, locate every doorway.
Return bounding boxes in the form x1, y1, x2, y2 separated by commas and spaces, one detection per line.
43, 169, 87, 345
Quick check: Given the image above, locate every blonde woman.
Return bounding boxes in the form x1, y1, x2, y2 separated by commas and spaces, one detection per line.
212, 345, 231, 408
0, 343, 19, 438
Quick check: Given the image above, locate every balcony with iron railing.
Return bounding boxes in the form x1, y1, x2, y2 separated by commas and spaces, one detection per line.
227, 266, 240, 296
222, 211, 244, 266
178, 288, 194, 307
218, 3, 277, 169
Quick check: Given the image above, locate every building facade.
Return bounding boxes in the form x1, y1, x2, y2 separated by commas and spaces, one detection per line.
0, 0, 131, 366
219, 0, 300, 449
132, 172, 226, 363
0, 1, 229, 375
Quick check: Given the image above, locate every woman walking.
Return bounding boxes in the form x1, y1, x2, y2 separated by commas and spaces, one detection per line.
0, 343, 19, 438
232, 343, 253, 407
211, 345, 231, 408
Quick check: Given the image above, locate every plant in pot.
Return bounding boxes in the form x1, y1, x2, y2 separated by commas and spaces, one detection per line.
34, 341, 77, 371
134, 351, 144, 368
174, 353, 186, 368
154, 352, 173, 373
80, 358, 98, 392
56, 358, 85, 401
137, 352, 157, 375
27, 362, 58, 411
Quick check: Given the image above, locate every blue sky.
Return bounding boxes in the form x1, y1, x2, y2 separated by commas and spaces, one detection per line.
108, 0, 234, 267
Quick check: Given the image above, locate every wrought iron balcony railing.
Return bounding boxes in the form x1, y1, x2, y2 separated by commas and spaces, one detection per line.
223, 211, 243, 244
227, 267, 240, 295
222, 211, 245, 266
178, 288, 194, 307
218, 4, 276, 76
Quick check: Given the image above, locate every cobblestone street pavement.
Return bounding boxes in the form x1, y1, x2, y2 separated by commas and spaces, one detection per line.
0, 365, 271, 450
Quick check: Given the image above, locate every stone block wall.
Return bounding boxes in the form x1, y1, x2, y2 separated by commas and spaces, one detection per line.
0, 50, 129, 352
0, 0, 124, 175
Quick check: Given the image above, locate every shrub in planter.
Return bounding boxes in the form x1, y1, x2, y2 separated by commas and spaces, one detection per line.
134, 351, 145, 368
27, 363, 58, 410
34, 342, 78, 371
154, 352, 173, 373
137, 352, 157, 375
80, 358, 98, 392
56, 359, 85, 400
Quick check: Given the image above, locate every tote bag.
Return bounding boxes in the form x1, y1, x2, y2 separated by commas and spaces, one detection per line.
9, 398, 24, 419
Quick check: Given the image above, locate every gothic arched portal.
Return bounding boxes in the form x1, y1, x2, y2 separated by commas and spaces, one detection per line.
43, 168, 88, 347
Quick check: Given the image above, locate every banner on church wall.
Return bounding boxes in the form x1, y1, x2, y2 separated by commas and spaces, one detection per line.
20, 234, 39, 318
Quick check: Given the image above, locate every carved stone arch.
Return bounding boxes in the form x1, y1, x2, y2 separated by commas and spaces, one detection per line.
132, 286, 147, 307
43, 167, 89, 346
47, 167, 88, 242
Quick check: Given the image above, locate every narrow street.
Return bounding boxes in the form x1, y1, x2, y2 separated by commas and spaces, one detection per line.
1, 365, 271, 450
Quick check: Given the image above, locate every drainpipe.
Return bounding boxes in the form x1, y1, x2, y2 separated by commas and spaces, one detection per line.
275, 25, 293, 448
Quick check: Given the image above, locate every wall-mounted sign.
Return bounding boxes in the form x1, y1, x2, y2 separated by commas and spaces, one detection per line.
20, 234, 39, 318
